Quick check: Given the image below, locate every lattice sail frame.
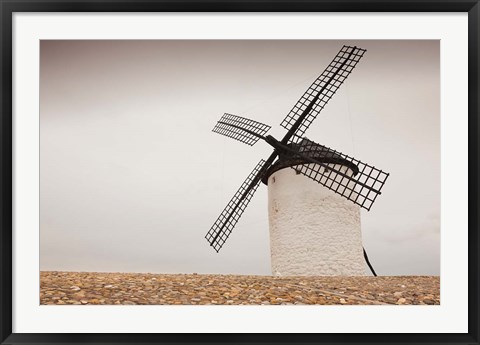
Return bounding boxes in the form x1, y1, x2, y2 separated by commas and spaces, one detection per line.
205, 159, 268, 252
281, 45, 367, 144
290, 138, 389, 211
212, 113, 271, 146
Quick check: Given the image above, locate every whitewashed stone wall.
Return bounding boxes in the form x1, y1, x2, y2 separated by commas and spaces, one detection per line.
267, 164, 366, 276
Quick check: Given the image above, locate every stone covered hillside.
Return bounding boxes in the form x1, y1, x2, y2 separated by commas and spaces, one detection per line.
40, 271, 439, 305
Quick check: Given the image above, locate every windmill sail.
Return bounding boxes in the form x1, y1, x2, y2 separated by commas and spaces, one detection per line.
280, 45, 367, 144
288, 138, 389, 211
212, 113, 271, 146
205, 159, 271, 252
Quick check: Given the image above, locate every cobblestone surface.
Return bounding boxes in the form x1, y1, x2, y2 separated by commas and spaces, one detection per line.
40, 271, 440, 305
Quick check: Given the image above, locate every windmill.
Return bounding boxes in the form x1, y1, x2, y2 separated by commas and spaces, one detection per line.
205, 45, 389, 276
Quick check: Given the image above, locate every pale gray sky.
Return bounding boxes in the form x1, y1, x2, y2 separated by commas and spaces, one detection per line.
40, 40, 440, 276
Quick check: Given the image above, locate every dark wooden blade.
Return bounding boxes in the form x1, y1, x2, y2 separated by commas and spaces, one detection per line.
213, 113, 271, 146
205, 157, 274, 252
287, 138, 389, 211
280, 45, 367, 145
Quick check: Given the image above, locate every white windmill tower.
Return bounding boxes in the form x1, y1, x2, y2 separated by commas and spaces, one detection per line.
205, 45, 388, 276
262, 140, 365, 276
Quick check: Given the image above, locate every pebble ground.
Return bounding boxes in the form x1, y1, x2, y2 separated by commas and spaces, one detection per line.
40, 271, 440, 305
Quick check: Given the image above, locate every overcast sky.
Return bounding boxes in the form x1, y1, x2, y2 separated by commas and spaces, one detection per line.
40, 40, 440, 276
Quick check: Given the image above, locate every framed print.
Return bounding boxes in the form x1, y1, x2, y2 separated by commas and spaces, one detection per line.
1, 1, 479, 344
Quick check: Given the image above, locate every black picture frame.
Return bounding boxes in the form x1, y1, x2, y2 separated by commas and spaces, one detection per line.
1, 1, 478, 344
